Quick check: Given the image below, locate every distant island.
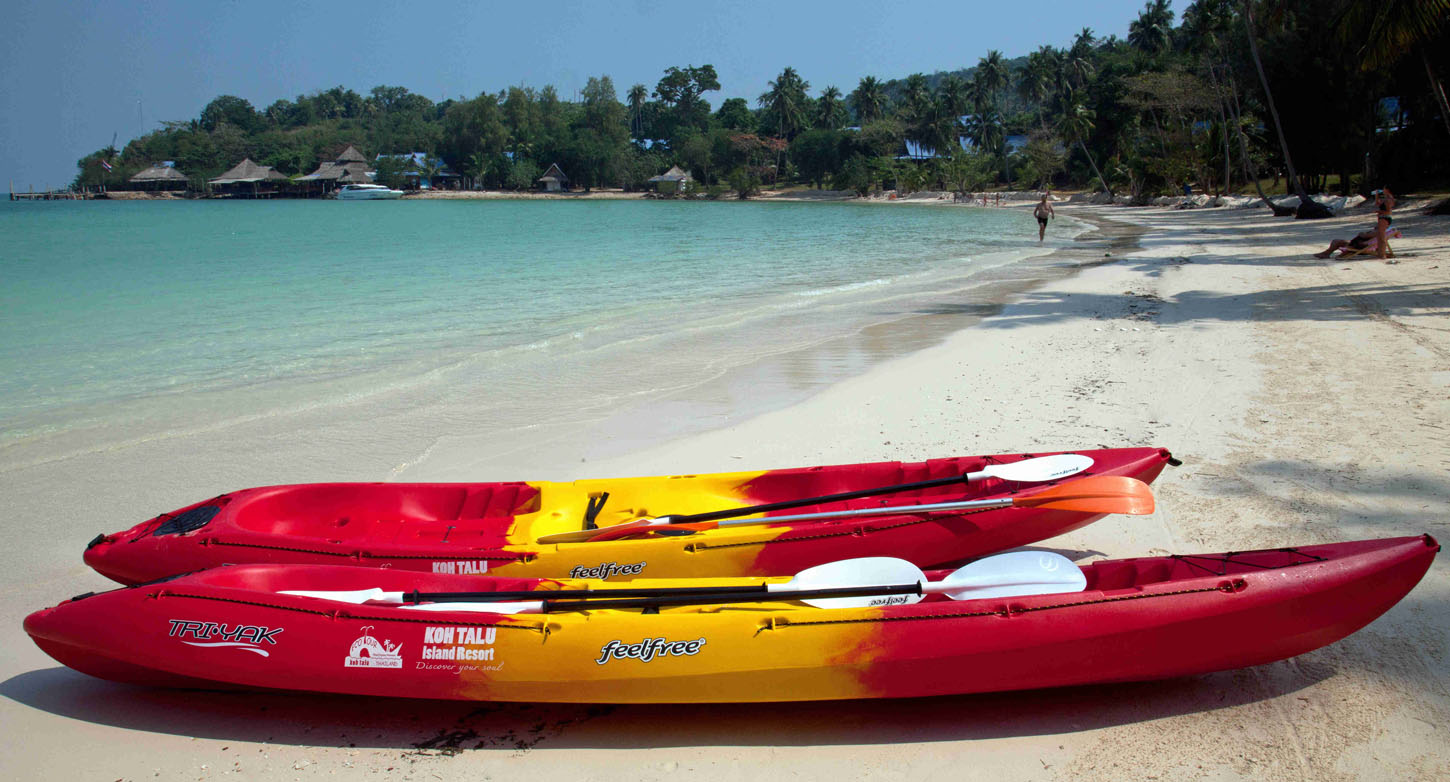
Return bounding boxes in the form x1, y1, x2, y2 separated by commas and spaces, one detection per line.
71, 1, 1448, 203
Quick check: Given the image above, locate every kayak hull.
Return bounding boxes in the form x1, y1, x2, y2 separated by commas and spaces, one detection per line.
83, 447, 1174, 584
31, 536, 1436, 703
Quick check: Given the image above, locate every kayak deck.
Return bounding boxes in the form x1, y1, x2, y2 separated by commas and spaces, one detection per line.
84, 448, 1175, 584
32, 536, 1437, 703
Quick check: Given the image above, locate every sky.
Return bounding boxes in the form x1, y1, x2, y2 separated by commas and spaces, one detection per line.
1, 0, 1150, 189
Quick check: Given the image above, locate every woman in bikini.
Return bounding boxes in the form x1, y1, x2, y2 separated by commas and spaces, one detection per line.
1374, 187, 1395, 259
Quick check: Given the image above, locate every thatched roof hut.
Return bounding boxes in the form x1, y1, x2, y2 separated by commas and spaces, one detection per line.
129, 162, 188, 190
537, 163, 568, 192
647, 165, 693, 193
209, 158, 287, 185
297, 146, 373, 192
208, 158, 289, 198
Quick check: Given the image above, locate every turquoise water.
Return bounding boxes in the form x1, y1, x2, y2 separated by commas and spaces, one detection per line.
0, 199, 1064, 465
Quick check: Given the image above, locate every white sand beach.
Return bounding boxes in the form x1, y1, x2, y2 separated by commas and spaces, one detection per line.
2, 202, 1447, 780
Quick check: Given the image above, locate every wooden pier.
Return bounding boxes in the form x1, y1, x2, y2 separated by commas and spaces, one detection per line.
9, 182, 99, 201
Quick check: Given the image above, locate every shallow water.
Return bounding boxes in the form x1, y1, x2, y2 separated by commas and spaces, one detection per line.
0, 198, 1078, 474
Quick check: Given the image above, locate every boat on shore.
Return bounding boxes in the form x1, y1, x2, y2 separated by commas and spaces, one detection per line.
83, 448, 1174, 584
28, 536, 1437, 703
336, 183, 403, 200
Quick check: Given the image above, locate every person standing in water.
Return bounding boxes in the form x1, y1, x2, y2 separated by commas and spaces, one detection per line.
1034, 192, 1055, 241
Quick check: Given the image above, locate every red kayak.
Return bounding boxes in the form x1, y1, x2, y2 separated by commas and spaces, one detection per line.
29, 536, 1435, 703
83, 447, 1175, 585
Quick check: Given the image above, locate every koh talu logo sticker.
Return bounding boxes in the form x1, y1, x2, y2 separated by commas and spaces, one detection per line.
431, 560, 489, 575
596, 637, 706, 665
569, 561, 646, 579
168, 619, 283, 657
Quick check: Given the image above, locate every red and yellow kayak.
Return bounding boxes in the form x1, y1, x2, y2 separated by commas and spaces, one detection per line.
29, 536, 1436, 703
83, 448, 1173, 584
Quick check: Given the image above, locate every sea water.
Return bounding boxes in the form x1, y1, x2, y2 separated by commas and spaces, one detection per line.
0, 198, 1079, 477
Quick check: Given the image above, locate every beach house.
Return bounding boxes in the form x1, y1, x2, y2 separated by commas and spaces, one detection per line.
128, 162, 189, 192
208, 158, 288, 198
647, 165, 693, 194
296, 145, 373, 196
537, 163, 569, 192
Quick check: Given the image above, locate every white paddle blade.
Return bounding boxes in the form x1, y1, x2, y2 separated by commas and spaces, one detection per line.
932, 551, 1087, 600
279, 588, 403, 604
777, 557, 926, 592
983, 454, 1094, 483
779, 557, 927, 610
397, 600, 543, 614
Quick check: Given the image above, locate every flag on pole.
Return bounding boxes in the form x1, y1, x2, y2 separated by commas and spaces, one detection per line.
100, 159, 113, 171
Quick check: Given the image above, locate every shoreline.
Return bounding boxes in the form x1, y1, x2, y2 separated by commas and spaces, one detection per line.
394, 207, 1128, 482
2, 203, 1447, 779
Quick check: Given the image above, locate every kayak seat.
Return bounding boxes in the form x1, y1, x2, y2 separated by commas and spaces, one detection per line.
230, 484, 536, 548
456, 483, 541, 519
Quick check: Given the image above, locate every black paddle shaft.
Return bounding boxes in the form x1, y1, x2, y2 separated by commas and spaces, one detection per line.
541, 582, 924, 612
408, 584, 769, 603
667, 471, 975, 525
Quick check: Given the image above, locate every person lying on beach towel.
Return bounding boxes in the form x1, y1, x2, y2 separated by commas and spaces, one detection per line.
1313, 227, 1400, 259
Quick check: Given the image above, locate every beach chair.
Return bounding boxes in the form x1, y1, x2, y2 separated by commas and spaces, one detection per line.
1339, 229, 1400, 259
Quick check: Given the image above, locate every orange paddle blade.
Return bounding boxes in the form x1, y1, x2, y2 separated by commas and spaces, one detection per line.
1012, 475, 1155, 515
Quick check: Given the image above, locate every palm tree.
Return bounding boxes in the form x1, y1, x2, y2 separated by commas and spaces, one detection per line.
1063, 33, 1096, 96
851, 76, 887, 124
416, 155, 445, 189
1018, 47, 1057, 129
1182, 0, 1238, 196
1337, 0, 1450, 137
759, 66, 811, 140
1128, 0, 1175, 55
626, 83, 648, 138
977, 50, 1009, 109
1059, 98, 1110, 195
916, 96, 958, 162
816, 86, 847, 129
939, 74, 974, 121
467, 151, 490, 190
1240, 0, 1319, 213
899, 73, 931, 121
966, 104, 1004, 158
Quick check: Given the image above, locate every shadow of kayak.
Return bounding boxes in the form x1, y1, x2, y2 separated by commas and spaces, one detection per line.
0, 656, 1336, 751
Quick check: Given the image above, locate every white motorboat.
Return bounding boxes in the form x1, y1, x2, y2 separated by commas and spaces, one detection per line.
336, 184, 404, 200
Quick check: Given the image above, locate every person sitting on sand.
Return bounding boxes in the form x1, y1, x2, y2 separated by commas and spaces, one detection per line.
1034, 192, 1055, 241
1314, 230, 1376, 258
1313, 227, 1401, 259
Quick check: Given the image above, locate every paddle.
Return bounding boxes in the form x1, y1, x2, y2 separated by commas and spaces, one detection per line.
537, 453, 1096, 544
280, 551, 1087, 614
539, 474, 1153, 544
278, 557, 925, 606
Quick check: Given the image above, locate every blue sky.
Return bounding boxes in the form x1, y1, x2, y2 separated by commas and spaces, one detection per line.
2, 0, 1150, 188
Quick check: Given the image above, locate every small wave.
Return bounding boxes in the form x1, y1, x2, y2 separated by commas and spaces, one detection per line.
793, 278, 890, 298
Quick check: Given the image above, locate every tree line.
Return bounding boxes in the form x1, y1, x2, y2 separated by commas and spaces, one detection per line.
75, 0, 1448, 200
